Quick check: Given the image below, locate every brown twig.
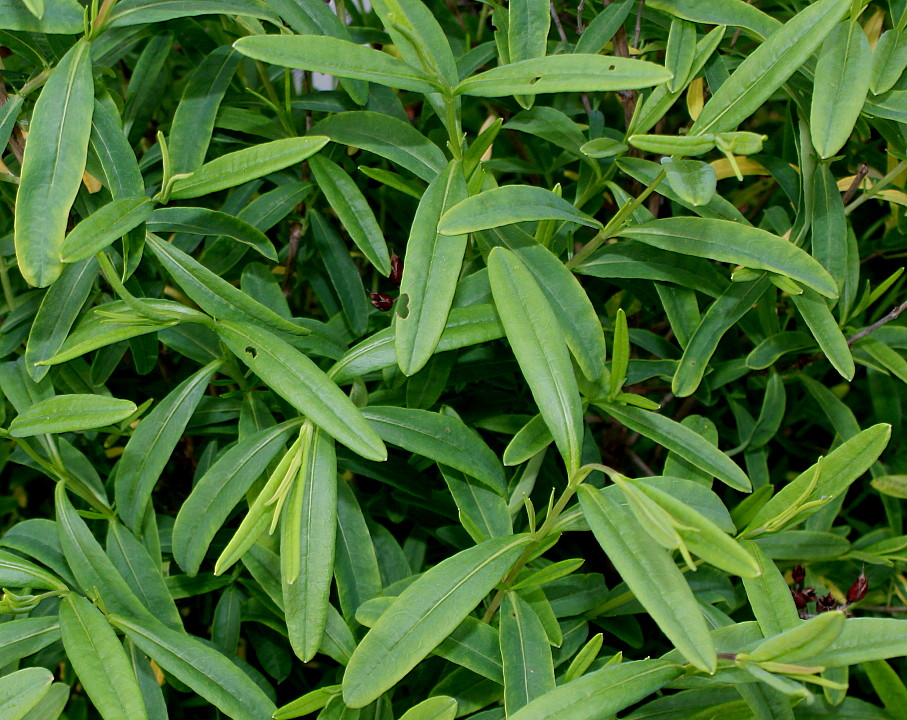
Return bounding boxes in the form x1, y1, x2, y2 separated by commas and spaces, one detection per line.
842, 163, 869, 205
847, 300, 907, 346
633, 0, 644, 49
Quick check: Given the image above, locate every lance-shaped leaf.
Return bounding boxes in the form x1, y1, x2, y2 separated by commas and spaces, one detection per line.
618, 218, 838, 299
673, 276, 771, 397
508, 659, 682, 720
599, 403, 750, 491
578, 485, 717, 673
109, 612, 277, 720
690, 0, 850, 135
330, 304, 504, 384
442, 466, 513, 543
283, 424, 337, 661
311, 112, 446, 182
9, 395, 136, 437
792, 618, 907, 669
456, 54, 672, 96
396, 161, 468, 376
308, 155, 390, 274
648, 0, 780, 40
745, 424, 891, 534
740, 611, 845, 664
168, 136, 329, 199
145, 233, 307, 337
233, 35, 442, 93
333, 478, 382, 620
115, 360, 221, 533
60, 594, 148, 720
24, 257, 98, 382
439, 186, 602, 235
791, 289, 854, 381
810, 21, 872, 159
478, 225, 607, 382
342, 534, 532, 707
216, 319, 386, 461
740, 541, 801, 638
108, 0, 279, 25
172, 420, 301, 575
399, 697, 458, 720
14, 40, 93, 287
0, 667, 53, 720
0, 617, 61, 668
60, 198, 154, 263
488, 247, 584, 474
0, 549, 66, 590
169, 46, 241, 176
0, 0, 82, 32
362, 406, 505, 495
147, 207, 276, 261
501, 591, 555, 715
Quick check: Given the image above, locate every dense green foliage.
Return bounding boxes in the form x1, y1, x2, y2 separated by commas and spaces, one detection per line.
1, 0, 907, 718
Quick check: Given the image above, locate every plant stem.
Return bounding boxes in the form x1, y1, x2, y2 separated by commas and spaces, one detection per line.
844, 160, 907, 215
847, 300, 907, 345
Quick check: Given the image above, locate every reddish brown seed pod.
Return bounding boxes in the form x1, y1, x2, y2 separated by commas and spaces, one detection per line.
792, 565, 806, 585
370, 292, 394, 311
791, 590, 810, 609
816, 593, 837, 613
846, 570, 868, 604
388, 252, 403, 285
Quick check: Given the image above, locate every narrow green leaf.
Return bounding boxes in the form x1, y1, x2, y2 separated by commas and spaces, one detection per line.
0, 617, 61, 668
478, 225, 608, 382
311, 112, 446, 182
690, 0, 850, 135
330, 305, 503, 384
745, 423, 891, 534
147, 207, 277, 261
115, 360, 221, 533
665, 18, 696, 92
810, 21, 872, 159
741, 611, 844, 663
647, 0, 781, 40
441, 466, 513, 543
362, 406, 505, 495
864, 660, 907, 720
503, 414, 554, 467
108, 0, 279, 25
216, 320, 387, 461
661, 157, 717, 207
740, 541, 801, 637
0, 667, 54, 720
60, 594, 148, 720
488, 247, 584, 474
440, 185, 602, 235
790, 289, 855, 380
456, 55, 673, 96
109, 613, 277, 720
24, 258, 98, 383
809, 164, 847, 294
168, 136, 329, 199
399, 697, 458, 720
146, 233, 308, 337
501, 592, 555, 715
509, 0, 549, 64
308, 155, 391, 274
618, 218, 838, 299
333, 478, 383, 620
0, 549, 66, 590
611, 309, 629, 396
233, 35, 442, 93
283, 424, 337, 661
89, 98, 145, 198
396, 160, 468, 376
574, 0, 633, 55
9, 395, 136, 437
872, 475, 907, 500
600, 403, 751, 491
578, 485, 717, 673
871, 29, 907, 95
508, 659, 682, 720
274, 685, 342, 720
342, 534, 532, 707
673, 276, 771, 396
14, 40, 93, 287
169, 46, 241, 176
795, 618, 907, 668
0, 0, 81, 32
60, 198, 153, 263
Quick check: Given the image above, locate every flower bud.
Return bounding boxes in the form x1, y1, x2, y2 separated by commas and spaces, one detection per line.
389, 253, 403, 285
792, 565, 805, 585
847, 570, 868, 604
369, 292, 394, 311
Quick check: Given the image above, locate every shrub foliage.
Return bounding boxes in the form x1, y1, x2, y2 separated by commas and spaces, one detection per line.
0, 0, 907, 718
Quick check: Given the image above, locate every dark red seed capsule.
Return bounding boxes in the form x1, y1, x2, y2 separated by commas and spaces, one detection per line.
847, 571, 868, 604
389, 252, 403, 285
791, 590, 809, 609
816, 593, 837, 613
370, 292, 394, 311
792, 565, 806, 585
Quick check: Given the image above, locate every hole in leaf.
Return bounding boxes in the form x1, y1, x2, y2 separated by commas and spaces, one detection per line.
529, 76, 542, 85
244, 346, 258, 359
395, 293, 411, 319
608, 64, 616, 71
